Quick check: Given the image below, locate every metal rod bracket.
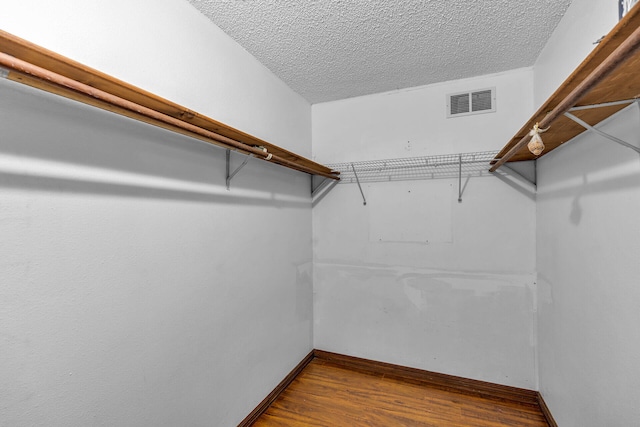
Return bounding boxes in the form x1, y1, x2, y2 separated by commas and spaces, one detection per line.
311, 176, 332, 197
311, 178, 339, 206
458, 154, 463, 202
351, 163, 367, 205
502, 164, 537, 188
226, 149, 253, 190
564, 112, 640, 155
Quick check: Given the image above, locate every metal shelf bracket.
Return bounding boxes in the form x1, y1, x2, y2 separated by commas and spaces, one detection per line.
457, 155, 463, 202
564, 109, 640, 155
502, 163, 537, 188
311, 175, 339, 205
351, 163, 367, 205
226, 149, 253, 190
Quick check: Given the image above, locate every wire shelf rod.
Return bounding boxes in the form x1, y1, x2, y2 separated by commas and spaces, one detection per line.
327, 150, 499, 184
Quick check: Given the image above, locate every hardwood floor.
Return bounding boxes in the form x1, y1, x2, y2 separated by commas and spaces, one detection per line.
252, 359, 549, 426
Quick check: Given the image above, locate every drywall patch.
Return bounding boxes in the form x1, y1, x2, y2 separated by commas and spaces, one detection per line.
368, 181, 453, 243
313, 261, 537, 388
400, 272, 530, 311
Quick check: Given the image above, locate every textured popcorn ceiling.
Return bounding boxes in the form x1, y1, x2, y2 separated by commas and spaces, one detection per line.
187, 0, 571, 104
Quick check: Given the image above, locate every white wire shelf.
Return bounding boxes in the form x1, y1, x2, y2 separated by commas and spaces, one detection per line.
327, 150, 499, 184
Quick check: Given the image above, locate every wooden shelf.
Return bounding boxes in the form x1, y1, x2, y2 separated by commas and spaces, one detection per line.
0, 30, 339, 180
493, 5, 640, 165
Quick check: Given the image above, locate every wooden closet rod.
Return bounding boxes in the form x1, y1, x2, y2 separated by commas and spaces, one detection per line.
490, 22, 640, 172
0, 31, 339, 181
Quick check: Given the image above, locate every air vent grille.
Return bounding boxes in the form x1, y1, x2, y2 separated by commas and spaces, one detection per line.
450, 93, 470, 115
447, 88, 496, 118
472, 90, 493, 112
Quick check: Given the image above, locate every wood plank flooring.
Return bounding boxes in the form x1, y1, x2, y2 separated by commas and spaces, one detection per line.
252, 359, 549, 426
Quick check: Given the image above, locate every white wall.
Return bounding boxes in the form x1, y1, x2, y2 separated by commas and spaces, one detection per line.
312, 69, 539, 389
537, 104, 640, 427
534, 1, 640, 425
313, 68, 534, 162
0, 1, 312, 426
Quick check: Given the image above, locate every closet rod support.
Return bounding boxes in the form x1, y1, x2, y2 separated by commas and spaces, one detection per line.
458, 155, 463, 203
502, 164, 537, 188
563, 112, 640, 154
312, 178, 339, 206
311, 176, 332, 197
351, 164, 367, 205
226, 149, 253, 190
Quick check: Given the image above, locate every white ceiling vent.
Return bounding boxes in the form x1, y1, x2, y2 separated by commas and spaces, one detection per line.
447, 88, 496, 118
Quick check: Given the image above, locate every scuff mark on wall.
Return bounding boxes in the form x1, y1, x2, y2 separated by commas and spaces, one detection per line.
536, 273, 554, 305
313, 261, 537, 389
295, 261, 313, 323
